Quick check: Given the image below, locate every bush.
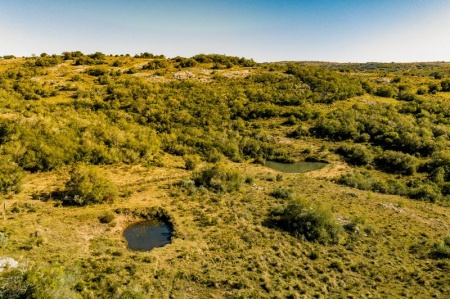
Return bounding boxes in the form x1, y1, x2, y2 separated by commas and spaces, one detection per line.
269, 187, 293, 200
183, 154, 201, 171
192, 163, 243, 193
99, 211, 116, 224
375, 86, 396, 98
269, 198, 342, 244
375, 150, 417, 175
336, 144, 373, 166
143, 59, 168, 70
408, 183, 442, 203
63, 164, 118, 206
397, 91, 418, 102
0, 158, 25, 195
441, 79, 450, 92
430, 237, 450, 259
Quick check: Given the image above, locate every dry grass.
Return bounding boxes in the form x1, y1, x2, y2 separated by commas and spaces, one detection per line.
2, 153, 449, 298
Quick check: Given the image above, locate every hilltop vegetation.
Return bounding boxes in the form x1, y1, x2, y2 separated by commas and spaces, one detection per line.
0, 52, 450, 298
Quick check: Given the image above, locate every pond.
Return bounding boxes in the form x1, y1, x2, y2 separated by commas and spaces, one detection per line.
265, 160, 328, 173
123, 220, 172, 251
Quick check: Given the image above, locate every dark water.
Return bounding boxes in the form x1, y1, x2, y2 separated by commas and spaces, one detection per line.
265, 161, 328, 173
123, 221, 172, 251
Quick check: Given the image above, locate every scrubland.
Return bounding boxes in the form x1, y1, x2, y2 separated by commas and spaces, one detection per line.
0, 53, 450, 298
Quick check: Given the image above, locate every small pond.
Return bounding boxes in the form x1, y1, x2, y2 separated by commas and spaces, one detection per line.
265, 160, 328, 173
123, 220, 172, 251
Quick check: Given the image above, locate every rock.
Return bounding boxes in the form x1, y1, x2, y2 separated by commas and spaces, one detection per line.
0, 257, 19, 272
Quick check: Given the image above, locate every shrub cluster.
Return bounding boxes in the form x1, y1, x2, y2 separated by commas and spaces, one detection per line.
269, 198, 342, 244
192, 163, 243, 193
63, 164, 118, 206
0, 158, 25, 195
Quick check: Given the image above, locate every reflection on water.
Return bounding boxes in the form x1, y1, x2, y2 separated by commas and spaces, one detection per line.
265, 161, 328, 173
123, 220, 172, 251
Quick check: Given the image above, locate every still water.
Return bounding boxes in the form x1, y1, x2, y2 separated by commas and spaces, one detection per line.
265, 161, 328, 173
123, 221, 172, 251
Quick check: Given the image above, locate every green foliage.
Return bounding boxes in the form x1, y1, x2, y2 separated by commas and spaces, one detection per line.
336, 171, 407, 196
183, 154, 201, 170
430, 237, 450, 259
311, 105, 440, 156
99, 211, 116, 224
63, 164, 118, 206
375, 150, 417, 175
269, 198, 342, 244
441, 79, 450, 92
286, 65, 364, 103
142, 59, 168, 70
0, 158, 25, 195
192, 163, 243, 193
428, 83, 442, 94
269, 187, 293, 200
375, 86, 396, 98
87, 67, 108, 76
191, 54, 257, 67
35, 55, 62, 67
336, 144, 373, 166
397, 90, 418, 101
178, 58, 198, 68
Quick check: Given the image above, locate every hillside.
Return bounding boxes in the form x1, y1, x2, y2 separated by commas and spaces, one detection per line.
0, 53, 450, 298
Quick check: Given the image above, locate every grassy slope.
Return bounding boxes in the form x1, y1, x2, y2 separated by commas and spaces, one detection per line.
0, 56, 450, 298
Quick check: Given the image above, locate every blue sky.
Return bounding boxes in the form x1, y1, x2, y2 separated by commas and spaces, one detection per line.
1, 0, 450, 62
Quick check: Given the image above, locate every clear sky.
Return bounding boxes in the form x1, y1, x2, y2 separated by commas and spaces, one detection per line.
1, 0, 450, 62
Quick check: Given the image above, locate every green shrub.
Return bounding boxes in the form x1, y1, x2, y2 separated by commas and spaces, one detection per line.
397, 91, 418, 102
269, 198, 342, 244
269, 187, 293, 200
99, 211, 116, 224
408, 183, 442, 203
183, 154, 201, 170
143, 59, 168, 70
375, 86, 396, 98
429, 83, 442, 94
336, 144, 373, 166
0, 158, 25, 195
375, 150, 417, 175
441, 79, 450, 92
192, 163, 243, 193
430, 237, 450, 259
63, 164, 118, 206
